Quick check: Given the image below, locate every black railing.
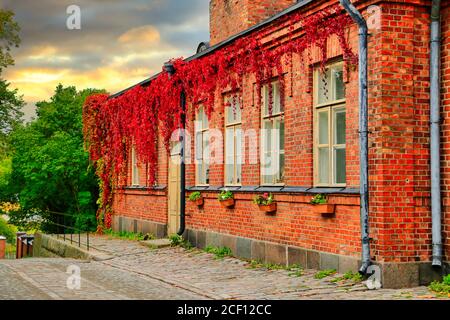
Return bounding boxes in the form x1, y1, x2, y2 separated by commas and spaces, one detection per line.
43, 211, 92, 251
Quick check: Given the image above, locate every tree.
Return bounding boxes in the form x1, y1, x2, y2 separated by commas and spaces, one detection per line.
0, 9, 23, 154
8, 85, 104, 232
0, 79, 24, 154
0, 9, 21, 72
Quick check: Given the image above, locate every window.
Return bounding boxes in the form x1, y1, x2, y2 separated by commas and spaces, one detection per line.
195, 106, 209, 185
261, 81, 285, 185
225, 96, 242, 186
314, 62, 346, 186
131, 146, 140, 186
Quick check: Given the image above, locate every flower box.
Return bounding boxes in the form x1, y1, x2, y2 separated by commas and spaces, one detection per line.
312, 204, 336, 216
195, 197, 204, 207
258, 203, 277, 214
219, 198, 235, 208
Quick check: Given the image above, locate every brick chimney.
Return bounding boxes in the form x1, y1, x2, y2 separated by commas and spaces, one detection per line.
210, 0, 297, 45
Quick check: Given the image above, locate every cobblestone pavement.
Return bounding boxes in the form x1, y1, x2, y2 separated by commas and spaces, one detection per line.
0, 235, 447, 300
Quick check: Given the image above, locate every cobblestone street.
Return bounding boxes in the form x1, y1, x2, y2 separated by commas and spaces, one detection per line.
0, 235, 447, 300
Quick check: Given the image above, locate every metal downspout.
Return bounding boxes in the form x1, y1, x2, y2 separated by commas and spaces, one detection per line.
430, 0, 442, 267
339, 0, 371, 274
178, 91, 187, 236
163, 62, 186, 236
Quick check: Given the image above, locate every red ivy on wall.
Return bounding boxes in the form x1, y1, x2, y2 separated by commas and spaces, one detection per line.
83, 4, 357, 232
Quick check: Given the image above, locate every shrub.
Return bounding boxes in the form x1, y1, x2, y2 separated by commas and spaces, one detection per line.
204, 246, 233, 259
311, 194, 327, 205
218, 190, 233, 201
169, 234, 183, 246
253, 193, 275, 205
314, 269, 337, 279
0, 216, 17, 243
188, 191, 202, 202
429, 274, 450, 294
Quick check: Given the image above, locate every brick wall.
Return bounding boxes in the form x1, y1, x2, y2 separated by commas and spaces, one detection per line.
210, 0, 297, 45
111, 0, 449, 265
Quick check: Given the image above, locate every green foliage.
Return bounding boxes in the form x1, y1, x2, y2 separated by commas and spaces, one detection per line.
247, 260, 302, 275
188, 191, 202, 201
0, 9, 21, 72
0, 157, 12, 201
169, 234, 183, 246
253, 193, 275, 205
429, 274, 450, 294
218, 190, 234, 201
314, 269, 337, 279
311, 194, 328, 205
7, 85, 104, 232
168, 234, 192, 249
330, 271, 363, 283
0, 80, 24, 155
103, 229, 148, 241
204, 246, 233, 259
0, 216, 17, 243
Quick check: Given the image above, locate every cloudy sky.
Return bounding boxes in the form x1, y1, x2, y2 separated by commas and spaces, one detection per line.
1, 0, 210, 120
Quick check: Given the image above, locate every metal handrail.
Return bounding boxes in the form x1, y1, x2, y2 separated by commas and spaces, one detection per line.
42, 211, 92, 251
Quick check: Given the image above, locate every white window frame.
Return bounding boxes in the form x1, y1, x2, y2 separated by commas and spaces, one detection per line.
260, 81, 285, 186
224, 95, 242, 186
131, 146, 140, 186
195, 106, 210, 186
313, 61, 347, 187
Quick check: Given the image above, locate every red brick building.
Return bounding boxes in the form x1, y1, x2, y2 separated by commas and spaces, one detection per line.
105, 0, 450, 288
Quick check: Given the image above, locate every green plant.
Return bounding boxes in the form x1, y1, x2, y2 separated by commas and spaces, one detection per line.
429, 274, 450, 295
218, 189, 234, 201
103, 229, 146, 241
314, 269, 337, 279
330, 271, 363, 283
311, 194, 328, 205
169, 234, 183, 246
204, 246, 233, 259
0, 216, 17, 243
189, 191, 202, 202
180, 240, 193, 250
253, 193, 275, 206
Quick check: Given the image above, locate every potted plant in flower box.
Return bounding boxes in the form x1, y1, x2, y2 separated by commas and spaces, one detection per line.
189, 191, 204, 207
253, 193, 277, 214
311, 194, 335, 216
218, 189, 235, 208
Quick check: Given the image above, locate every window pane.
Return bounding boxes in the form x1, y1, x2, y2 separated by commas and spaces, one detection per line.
318, 147, 329, 184
226, 97, 242, 124
205, 164, 210, 185
263, 85, 269, 116
279, 119, 285, 151
334, 147, 346, 184
203, 133, 209, 163
273, 82, 281, 114
279, 153, 285, 183
334, 110, 346, 145
236, 163, 242, 184
264, 120, 273, 151
195, 132, 203, 161
225, 128, 234, 185
334, 66, 345, 100
226, 164, 234, 185
236, 128, 242, 184
203, 111, 209, 129
319, 111, 329, 144
197, 163, 204, 184
318, 68, 331, 105
197, 107, 203, 129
